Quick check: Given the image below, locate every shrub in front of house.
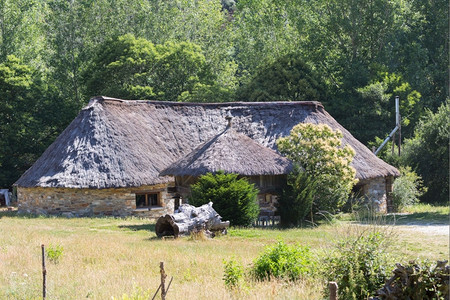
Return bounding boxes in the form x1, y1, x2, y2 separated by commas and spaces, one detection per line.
322, 232, 391, 300
189, 171, 259, 227
391, 166, 427, 212
251, 241, 314, 282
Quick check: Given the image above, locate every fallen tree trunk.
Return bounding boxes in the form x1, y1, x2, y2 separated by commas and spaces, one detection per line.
155, 202, 230, 238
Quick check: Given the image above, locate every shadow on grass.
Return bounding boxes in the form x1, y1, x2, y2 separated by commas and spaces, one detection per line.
353, 211, 449, 227
385, 212, 449, 226
119, 223, 156, 232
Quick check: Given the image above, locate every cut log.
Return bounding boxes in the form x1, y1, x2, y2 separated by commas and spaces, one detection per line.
155, 202, 230, 238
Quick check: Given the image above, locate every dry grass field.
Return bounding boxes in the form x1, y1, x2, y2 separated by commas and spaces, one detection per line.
0, 206, 448, 299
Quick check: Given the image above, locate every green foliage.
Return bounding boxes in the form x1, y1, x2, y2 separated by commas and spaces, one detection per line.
233, 0, 304, 80
46, 243, 63, 264
323, 232, 391, 300
402, 100, 449, 204
189, 171, 259, 226
355, 72, 422, 143
251, 241, 313, 281
277, 123, 357, 213
0, 55, 75, 187
392, 167, 426, 211
84, 34, 214, 102
277, 169, 318, 227
237, 53, 327, 102
222, 258, 244, 289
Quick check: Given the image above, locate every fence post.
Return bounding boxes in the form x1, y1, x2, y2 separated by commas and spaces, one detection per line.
160, 262, 167, 300
41, 244, 46, 299
329, 281, 338, 300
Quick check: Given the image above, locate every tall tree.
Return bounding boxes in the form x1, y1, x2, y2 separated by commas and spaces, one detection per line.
237, 53, 327, 102
0, 56, 73, 187
0, 0, 44, 66
84, 34, 216, 101
232, 0, 306, 82
401, 100, 449, 204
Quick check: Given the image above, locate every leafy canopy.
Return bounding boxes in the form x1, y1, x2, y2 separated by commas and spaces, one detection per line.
237, 53, 327, 102
188, 171, 259, 227
277, 123, 357, 213
401, 100, 449, 204
84, 34, 214, 101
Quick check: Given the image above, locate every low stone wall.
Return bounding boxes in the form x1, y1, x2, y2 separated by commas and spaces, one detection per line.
17, 184, 175, 218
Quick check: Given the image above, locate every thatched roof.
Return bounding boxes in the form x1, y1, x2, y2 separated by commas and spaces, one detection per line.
160, 126, 293, 177
15, 96, 399, 189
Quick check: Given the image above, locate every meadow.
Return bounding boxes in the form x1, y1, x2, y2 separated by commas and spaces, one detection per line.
0, 205, 448, 299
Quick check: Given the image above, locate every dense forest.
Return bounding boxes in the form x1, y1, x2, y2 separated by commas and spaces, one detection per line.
0, 0, 448, 203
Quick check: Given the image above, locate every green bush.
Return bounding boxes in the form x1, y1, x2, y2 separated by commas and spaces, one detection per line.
323, 232, 390, 300
223, 258, 244, 289
46, 244, 63, 264
392, 166, 427, 211
189, 171, 259, 226
251, 241, 313, 281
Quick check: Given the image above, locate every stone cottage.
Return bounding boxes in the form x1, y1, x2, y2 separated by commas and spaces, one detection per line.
14, 96, 399, 218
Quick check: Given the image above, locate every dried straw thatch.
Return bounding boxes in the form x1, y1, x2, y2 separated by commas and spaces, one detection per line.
160, 125, 293, 177
15, 96, 399, 189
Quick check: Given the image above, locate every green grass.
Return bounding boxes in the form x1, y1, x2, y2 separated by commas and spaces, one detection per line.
0, 205, 448, 299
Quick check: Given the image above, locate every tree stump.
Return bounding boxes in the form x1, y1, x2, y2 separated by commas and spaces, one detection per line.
155, 202, 230, 238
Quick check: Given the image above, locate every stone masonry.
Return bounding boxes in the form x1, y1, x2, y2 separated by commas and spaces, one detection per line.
17, 183, 176, 218
356, 176, 394, 213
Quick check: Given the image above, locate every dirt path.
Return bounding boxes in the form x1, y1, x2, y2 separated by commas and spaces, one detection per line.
394, 223, 449, 236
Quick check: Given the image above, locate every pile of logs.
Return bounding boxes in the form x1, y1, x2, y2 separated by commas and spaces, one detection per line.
155, 202, 230, 238
372, 260, 449, 299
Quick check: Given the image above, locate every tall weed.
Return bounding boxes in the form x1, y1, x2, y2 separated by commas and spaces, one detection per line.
322, 232, 391, 300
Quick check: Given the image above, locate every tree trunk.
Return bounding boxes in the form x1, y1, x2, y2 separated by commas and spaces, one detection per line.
155, 202, 230, 238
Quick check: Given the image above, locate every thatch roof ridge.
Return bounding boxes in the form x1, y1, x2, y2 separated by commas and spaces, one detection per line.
89, 95, 324, 109
161, 127, 293, 177
15, 97, 399, 189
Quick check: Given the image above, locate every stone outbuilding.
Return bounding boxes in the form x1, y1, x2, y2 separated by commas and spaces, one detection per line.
14, 96, 399, 217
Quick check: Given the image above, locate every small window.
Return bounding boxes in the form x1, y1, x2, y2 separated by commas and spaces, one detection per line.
136, 193, 160, 208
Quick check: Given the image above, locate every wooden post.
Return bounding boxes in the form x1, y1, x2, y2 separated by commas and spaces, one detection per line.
41, 244, 46, 299
329, 281, 338, 300
160, 262, 167, 300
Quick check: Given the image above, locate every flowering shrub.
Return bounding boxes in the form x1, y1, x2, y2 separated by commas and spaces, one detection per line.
277, 123, 357, 214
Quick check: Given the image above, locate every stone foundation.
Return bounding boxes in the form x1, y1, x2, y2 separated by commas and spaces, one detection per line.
17, 183, 176, 218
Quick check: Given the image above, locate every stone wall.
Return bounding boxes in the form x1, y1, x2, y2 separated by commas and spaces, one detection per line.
17, 183, 176, 218
356, 176, 394, 213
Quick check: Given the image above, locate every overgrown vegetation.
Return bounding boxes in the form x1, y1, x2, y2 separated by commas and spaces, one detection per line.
392, 167, 427, 211
251, 241, 313, 281
188, 171, 259, 226
322, 232, 392, 300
